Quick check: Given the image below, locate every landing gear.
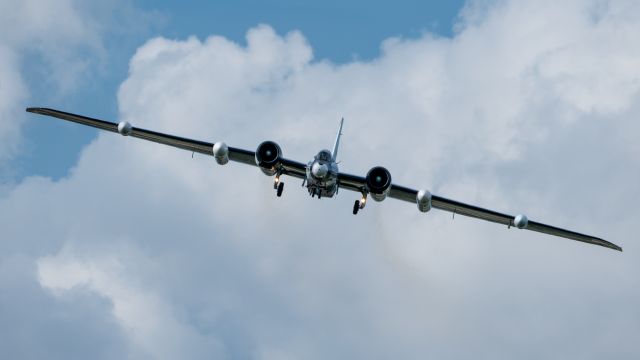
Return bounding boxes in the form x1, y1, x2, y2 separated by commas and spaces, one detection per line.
274, 174, 284, 197
352, 193, 367, 215
309, 187, 322, 199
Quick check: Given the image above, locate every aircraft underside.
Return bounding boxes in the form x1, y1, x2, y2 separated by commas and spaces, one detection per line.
306, 179, 338, 199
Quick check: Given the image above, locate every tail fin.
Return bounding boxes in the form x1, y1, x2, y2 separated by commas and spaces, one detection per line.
331, 117, 344, 162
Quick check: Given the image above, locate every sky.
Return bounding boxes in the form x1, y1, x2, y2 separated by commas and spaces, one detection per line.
1, 0, 639, 359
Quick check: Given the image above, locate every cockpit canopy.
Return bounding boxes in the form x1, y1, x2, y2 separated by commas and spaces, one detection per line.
317, 149, 332, 162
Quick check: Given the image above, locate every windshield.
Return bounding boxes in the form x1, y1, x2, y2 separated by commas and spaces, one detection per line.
317, 150, 331, 162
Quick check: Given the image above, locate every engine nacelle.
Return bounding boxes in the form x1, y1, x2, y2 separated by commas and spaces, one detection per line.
366, 166, 392, 202
255, 141, 282, 176
416, 189, 432, 212
212, 142, 229, 165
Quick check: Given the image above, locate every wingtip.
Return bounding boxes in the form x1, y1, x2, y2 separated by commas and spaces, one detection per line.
605, 242, 623, 252
26, 107, 47, 114
26, 107, 57, 116
606, 240, 623, 252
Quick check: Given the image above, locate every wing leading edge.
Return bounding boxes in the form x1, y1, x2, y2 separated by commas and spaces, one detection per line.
337, 173, 621, 252
25, 107, 308, 178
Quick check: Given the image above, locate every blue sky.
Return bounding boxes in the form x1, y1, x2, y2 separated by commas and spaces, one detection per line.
2, 1, 639, 359
15, 0, 464, 181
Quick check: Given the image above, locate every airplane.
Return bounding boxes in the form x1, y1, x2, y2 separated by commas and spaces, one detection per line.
26, 107, 622, 252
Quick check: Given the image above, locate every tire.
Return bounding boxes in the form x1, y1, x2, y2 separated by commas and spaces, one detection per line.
353, 200, 360, 215
277, 182, 284, 197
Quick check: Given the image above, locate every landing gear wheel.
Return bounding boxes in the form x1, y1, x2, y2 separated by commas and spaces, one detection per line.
276, 182, 284, 197
353, 200, 360, 215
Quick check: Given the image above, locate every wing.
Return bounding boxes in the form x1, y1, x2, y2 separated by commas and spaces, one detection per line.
25, 107, 307, 178
28, 107, 620, 251
337, 172, 622, 252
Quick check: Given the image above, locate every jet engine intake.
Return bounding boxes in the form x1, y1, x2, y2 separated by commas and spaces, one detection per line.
366, 166, 392, 201
255, 140, 282, 176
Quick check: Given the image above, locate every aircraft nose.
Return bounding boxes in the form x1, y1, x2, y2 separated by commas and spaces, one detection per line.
311, 162, 329, 178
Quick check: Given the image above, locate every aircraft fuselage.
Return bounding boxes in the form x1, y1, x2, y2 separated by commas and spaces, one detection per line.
305, 149, 339, 198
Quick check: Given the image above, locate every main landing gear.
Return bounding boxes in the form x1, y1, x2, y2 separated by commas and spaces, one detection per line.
352, 193, 367, 215
274, 174, 284, 197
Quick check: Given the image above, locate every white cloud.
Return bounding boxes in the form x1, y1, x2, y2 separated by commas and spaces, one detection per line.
0, 0, 102, 164
2, 0, 640, 358
0, 46, 27, 165
38, 249, 225, 359
0, 0, 156, 169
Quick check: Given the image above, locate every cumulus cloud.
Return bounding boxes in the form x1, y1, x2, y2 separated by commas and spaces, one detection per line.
0, 0, 155, 168
0, 0, 95, 164
0, 46, 27, 166
2, 0, 640, 358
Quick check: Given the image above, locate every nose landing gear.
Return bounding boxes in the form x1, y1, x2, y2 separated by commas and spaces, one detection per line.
308, 186, 325, 199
